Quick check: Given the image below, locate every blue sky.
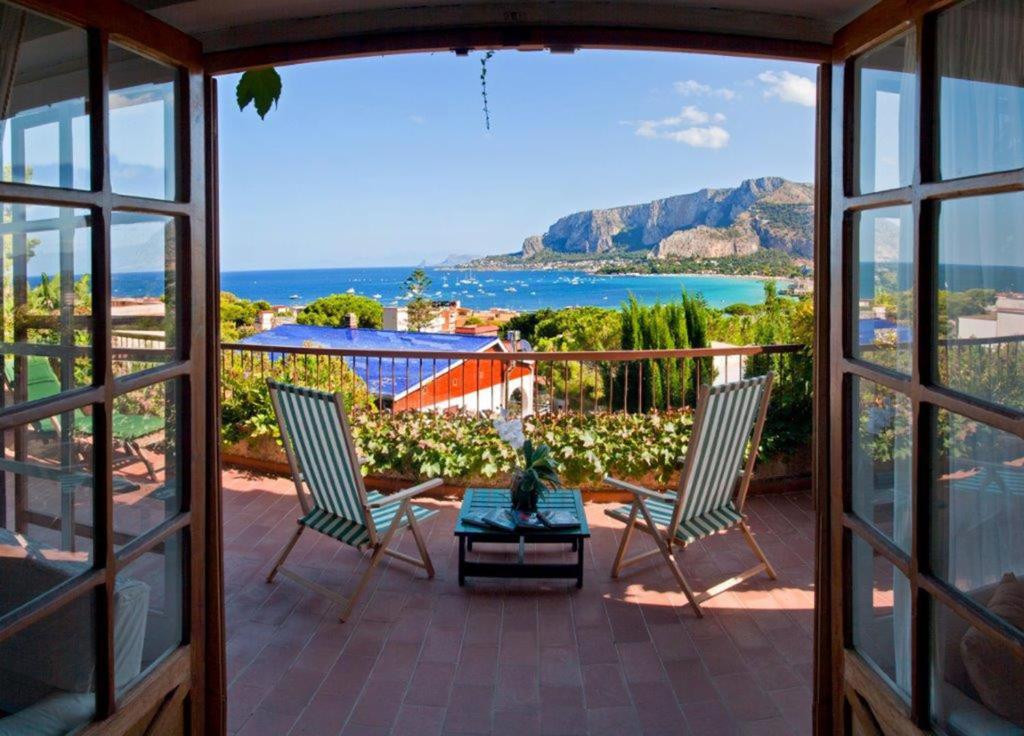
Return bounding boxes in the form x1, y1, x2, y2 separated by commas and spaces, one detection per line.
217, 50, 818, 271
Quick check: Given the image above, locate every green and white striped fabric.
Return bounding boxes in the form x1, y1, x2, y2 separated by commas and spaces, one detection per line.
301, 491, 436, 546
269, 381, 370, 532
607, 375, 769, 544
676, 375, 769, 525
606, 497, 743, 544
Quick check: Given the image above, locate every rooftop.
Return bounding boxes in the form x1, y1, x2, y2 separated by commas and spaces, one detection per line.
239, 325, 510, 399
221, 469, 815, 736
241, 324, 501, 353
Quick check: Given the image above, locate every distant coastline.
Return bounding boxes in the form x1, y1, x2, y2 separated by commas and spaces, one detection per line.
202, 266, 790, 311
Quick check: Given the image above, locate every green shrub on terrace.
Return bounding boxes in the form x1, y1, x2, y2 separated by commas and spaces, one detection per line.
220, 345, 374, 445
351, 409, 693, 486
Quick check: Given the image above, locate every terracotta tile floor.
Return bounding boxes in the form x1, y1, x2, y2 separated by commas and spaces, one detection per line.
222, 469, 815, 736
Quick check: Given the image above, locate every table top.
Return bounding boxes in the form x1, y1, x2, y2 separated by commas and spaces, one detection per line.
454, 488, 590, 538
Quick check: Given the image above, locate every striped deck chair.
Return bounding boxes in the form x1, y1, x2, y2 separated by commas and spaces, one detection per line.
266, 380, 442, 621
604, 373, 777, 618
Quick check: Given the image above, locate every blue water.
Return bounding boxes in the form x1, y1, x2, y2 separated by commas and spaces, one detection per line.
202, 267, 779, 310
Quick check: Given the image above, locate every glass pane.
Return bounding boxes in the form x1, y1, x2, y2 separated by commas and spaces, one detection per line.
937, 0, 1024, 180
111, 212, 177, 376
109, 44, 177, 200
937, 193, 1024, 410
853, 206, 914, 373
0, 4, 90, 190
1, 203, 92, 413
932, 597, 1024, 735
0, 410, 94, 606
850, 378, 912, 552
855, 31, 916, 193
115, 530, 185, 689
112, 380, 180, 549
0, 593, 96, 729
931, 409, 1024, 598
851, 535, 911, 697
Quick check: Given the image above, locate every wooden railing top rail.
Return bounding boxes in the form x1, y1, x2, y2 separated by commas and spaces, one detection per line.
220, 342, 806, 362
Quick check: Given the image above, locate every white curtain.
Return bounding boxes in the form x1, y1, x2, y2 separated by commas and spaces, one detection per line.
892, 421, 912, 694
947, 424, 1024, 594
0, 4, 26, 159
937, 0, 1024, 178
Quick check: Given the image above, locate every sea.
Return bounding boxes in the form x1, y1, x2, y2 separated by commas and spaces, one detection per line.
197, 267, 784, 311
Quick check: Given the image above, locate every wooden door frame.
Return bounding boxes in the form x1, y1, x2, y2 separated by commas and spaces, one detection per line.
827, 0, 1024, 733
0, 0, 217, 733
3, 0, 900, 733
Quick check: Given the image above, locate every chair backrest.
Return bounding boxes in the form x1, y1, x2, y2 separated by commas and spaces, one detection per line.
671, 373, 774, 530
2, 356, 72, 434
267, 380, 370, 531
3, 355, 63, 399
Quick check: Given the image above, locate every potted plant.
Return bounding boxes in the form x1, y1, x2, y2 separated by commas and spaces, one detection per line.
494, 415, 560, 512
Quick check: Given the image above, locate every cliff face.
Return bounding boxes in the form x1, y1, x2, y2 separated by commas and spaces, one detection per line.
523, 177, 814, 260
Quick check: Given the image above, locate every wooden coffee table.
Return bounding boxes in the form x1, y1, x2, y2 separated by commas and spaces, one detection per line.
454, 488, 591, 588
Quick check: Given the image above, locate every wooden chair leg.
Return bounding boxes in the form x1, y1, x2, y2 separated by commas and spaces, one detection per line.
340, 500, 410, 622
406, 506, 434, 578
739, 521, 777, 579
267, 524, 304, 583
635, 499, 704, 618
611, 501, 639, 579
340, 543, 387, 622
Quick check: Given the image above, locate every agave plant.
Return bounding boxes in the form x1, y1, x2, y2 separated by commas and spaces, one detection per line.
511, 439, 560, 512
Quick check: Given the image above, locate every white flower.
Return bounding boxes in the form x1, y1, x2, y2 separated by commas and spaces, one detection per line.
493, 416, 526, 451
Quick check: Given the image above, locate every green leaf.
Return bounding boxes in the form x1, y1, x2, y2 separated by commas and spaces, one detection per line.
236, 67, 282, 120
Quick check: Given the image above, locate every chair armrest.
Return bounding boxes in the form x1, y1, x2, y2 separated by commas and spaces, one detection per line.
367, 478, 444, 507
603, 476, 669, 502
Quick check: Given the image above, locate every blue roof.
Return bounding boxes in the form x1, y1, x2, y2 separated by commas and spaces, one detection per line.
859, 318, 912, 346
239, 324, 501, 399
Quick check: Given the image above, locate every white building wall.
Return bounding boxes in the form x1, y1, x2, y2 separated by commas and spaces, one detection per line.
382, 306, 408, 331
997, 311, 1024, 338
710, 341, 745, 386
958, 316, 998, 339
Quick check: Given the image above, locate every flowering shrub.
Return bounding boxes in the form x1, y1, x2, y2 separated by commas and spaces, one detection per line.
350, 409, 692, 486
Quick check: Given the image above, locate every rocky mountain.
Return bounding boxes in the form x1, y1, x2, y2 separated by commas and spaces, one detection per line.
519, 177, 814, 261
433, 253, 480, 267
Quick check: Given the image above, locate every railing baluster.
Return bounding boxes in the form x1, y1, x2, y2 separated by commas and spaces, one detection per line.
637, 361, 643, 414
623, 363, 629, 413
577, 360, 583, 415
403, 358, 410, 415
218, 342, 804, 423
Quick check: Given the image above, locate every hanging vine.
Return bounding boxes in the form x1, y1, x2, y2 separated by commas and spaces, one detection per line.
480, 50, 495, 130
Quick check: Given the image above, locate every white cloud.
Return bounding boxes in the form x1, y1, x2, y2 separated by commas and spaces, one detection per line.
628, 105, 730, 148
758, 70, 816, 107
409, 114, 425, 124
674, 79, 737, 101
663, 126, 730, 149
674, 80, 711, 96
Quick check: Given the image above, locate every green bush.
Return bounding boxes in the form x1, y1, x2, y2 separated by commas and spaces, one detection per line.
220, 347, 374, 446
298, 294, 383, 328
352, 409, 693, 486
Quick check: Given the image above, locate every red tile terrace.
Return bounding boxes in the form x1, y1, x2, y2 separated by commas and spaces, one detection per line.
221, 469, 815, 736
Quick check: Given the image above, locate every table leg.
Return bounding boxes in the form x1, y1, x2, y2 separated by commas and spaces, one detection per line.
571, 539, 577, 552
576, 538, 585, 589
458, 536, 466, 587
467, 539, 473, 552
